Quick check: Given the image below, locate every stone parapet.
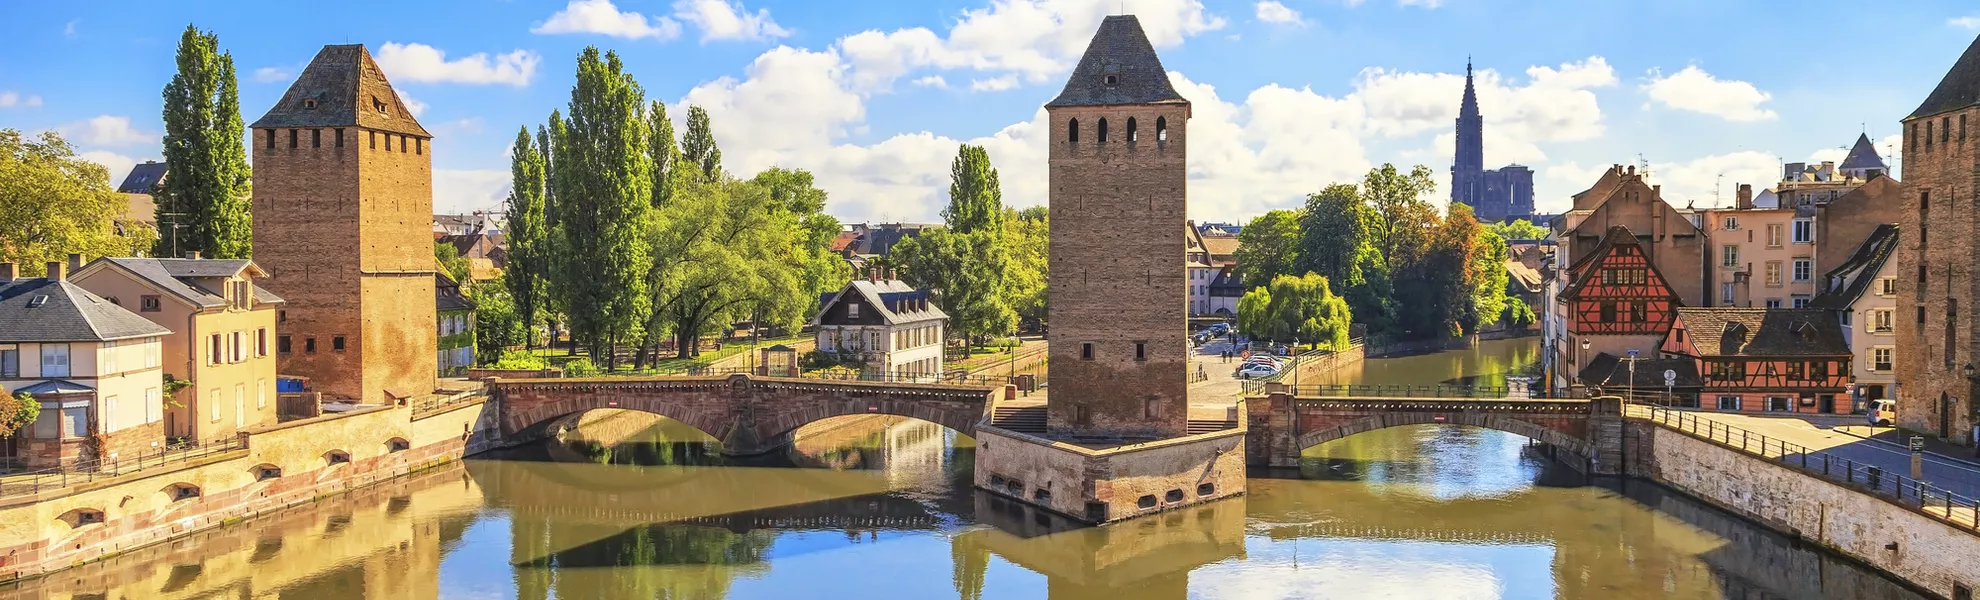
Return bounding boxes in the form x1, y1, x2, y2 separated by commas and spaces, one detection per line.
973, 401, 1247, 524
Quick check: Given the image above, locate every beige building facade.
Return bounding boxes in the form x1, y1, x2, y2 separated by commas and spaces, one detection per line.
73, 257, 283, 442
1700, 187, 1818, 309
0, 261, 170, 469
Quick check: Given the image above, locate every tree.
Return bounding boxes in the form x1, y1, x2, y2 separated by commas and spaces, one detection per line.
156, 24, 251, 259
943, 144, 1003, 234
1502, 296, 1537, 328
472, 275, 529, 363
680, 105, 722, 182
504, 127, 548, 347
751, 167, 847, 322
1002, 206, 1049, 329
890, 228, 1015, 357
641, 175, 811, 362
0, 130, 158, 274
1293, 184, 1365, 286
0, 391, 37, 439
434, 241, 470, 284
554, 47, 653, 368
1234, 210, 1301, 289
1237, 273, 1353, 349
1466, 210, 1512, 332
1489, 218, 1547, 241
647, 100, 684, 207
1361, 164, 1438, 273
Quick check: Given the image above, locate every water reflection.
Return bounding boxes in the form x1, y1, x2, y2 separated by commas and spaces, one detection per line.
0, 370, 1935, 600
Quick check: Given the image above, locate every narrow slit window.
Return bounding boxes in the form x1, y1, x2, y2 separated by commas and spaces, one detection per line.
334, 128, 345, 148
1081, 342, 1094, 360
288, 129, 297, 149
1127, 117, 1137, 142
1097, 118, 1109, 144
1068, 118, 1079, 143
1134, 342, 1146, 361
265, 129, 276, 149
311, 129, 321, 148
1156, 116, 1167, 142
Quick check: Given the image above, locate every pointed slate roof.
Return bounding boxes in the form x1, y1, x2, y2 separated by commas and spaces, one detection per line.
84, 258, 283, 310
0, 278, 172, 343
1810, 224, 1900, 310
1046, 16, 1188, 108
251, 44, 431, 137
1459, 60, 1480, 119
1839, 133, 1887, 171
1910, 34, 1980, 120
810, 279, 948, 327
116, 161, 168, 194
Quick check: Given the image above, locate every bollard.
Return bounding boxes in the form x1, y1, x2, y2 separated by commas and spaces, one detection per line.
1867, 466, 1882, 490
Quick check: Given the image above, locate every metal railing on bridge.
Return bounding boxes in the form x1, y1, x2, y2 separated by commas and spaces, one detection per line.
1246, 383, 1513, 399
0, 436, 247, 499
578, 365, 1015, 388
1636, 404, 1979, 533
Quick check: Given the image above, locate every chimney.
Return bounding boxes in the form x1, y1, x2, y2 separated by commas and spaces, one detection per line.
67, 253, 82, 274
1736, 184, 1753, 210
867, 267, 880, 283
1627, 165, 1636, 176
46, 262, 66, 281
0, 263, 13, 283
884, 268, 896, 282
1652, 184, 1661, 197
185, 251, 201, 260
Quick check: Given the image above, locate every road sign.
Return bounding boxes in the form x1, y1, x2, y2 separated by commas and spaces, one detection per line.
1628, 349, 1639, 358
1663, 369, 1677, 385
1909, 436, 1925, 452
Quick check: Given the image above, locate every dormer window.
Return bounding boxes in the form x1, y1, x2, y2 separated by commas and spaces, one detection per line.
372, 96, 388, 115
302, 98, 318, 109
1103, 74, 1119, 86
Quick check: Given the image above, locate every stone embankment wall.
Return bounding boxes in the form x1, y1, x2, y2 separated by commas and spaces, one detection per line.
973, 422, 1246, 524
1277, 344, 1364, 385
1631, 422, 1979, 599
0, 397, 499, 583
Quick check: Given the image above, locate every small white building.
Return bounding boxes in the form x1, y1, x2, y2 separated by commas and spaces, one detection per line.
813, 274, 948, 381
1810, 224, 1900, 413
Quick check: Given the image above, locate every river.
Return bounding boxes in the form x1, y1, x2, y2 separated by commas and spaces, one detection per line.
0, 339, 1935, 599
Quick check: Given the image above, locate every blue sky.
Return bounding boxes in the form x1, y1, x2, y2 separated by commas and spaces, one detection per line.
3, 0, 1977, 223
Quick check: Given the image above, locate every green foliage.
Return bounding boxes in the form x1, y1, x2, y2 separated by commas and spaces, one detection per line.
1467, 212, 1512, 331
647, 100, 682, 207
1002, 206, 1048, 328
504, 127, 549, 347
1489, 219, 1548, 241
1362, 164, 1439, 272
434, 241, 470, 284
0, 391, 37, 438
562, 357, 600, 378
891, 229, 1016, 356
0, 130, 157, 272
943, 144, 1003, 234
1237, 273, 1353, 349
489, 349, 549, 370
1234, 210, 1301, 288
681, 106, 722, 182
1502, 296, 1537, 327
157, 24, 251, 259
472, 275, 530, 362
642, 168, 820, 362
551, 47, 654, 367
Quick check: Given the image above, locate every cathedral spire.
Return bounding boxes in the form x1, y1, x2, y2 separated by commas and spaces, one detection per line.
1452, 58, 1484, 213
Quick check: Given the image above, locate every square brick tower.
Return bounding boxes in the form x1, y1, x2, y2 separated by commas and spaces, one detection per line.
1896, 34, 1980, 444
250, 45, 437, 403
1044, 15, 1192, 439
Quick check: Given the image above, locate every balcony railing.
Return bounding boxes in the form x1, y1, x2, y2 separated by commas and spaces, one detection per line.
0, 436, 247, 499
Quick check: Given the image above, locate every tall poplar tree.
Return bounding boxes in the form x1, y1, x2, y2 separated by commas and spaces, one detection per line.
646, 100, 682, 207
156, 24, 251, 258
680, 106, 722, 182
558, 48, 653, 367
504, 128, 548, 347
943, 144, 1002, 234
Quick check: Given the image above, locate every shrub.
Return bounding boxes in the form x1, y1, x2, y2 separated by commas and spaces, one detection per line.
490, 350, 549, 370
562, 358, 599, 378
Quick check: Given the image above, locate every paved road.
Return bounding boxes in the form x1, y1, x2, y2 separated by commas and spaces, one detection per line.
1681, 411, 1980, 501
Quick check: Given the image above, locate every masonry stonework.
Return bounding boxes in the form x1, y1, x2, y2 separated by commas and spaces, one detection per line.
1896, 88, 1980, 444
251, 44, 437, 403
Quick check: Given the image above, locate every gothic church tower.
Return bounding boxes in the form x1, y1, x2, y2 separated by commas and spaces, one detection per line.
1451, 60, 1485, 214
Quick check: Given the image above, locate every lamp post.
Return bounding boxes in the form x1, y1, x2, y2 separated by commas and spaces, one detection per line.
1626, 349, 1638, 403
1579, 339, 1591, 391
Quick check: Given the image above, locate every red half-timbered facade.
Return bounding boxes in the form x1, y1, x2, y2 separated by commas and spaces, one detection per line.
1661, 308, 1853, 414
1559, 226, 1684, 337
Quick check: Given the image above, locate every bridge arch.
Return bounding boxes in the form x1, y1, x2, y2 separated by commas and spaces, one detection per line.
1295, 412, 1593, 460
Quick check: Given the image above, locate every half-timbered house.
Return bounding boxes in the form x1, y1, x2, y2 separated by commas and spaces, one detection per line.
1554, 226, 1686, 386
1660, 307, 1852, 413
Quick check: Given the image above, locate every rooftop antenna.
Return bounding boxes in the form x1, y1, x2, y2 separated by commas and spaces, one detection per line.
1714, 173, 1723, 206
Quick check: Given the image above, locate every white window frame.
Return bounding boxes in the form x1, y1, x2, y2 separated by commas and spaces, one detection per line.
1792, 259, 1812, 282
1878, 277, 1897, 296
1721, 283, 1736, 304
1872, 347, 1894, 371
146, 387, 162, 423
1792, 219, 1813, 244
101, 339, 119, 374
1717, 395, 1740, 411
209, 388, 222, 423
847, 303, 860, 319
40, 343, 70, 378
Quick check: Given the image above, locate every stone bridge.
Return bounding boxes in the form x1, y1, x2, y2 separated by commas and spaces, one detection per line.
1246, 392, 1625, 472
490, 374, 1001, 455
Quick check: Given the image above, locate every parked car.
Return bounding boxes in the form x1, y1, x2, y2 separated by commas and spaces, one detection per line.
1866, 399, 1897, 427
1235, 364, 1279, 379
1206, 323, 1230, 335
1244, 356, 1284, 368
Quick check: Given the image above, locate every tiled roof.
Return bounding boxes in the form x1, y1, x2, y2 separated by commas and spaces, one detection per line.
117, 161, 167, 194
15, 379, 96, 395
828, 231, 859, 252
1911, 34, 1980, 120
89, 258, 283, 309
813, 279, 948, 326
1200, 235, 1240, 258
0, 278, 172, 343
436, 273, 476, 313
1675, 308, 1849, 357
1580, 353, 1701, 390
1810, 224, 1899, 310
1839, 133, 1888, 171
1046, 16, 1188, 108
1505, 259, 1543, 293
1559, 226, 1679, 301
251, 44, 431, 137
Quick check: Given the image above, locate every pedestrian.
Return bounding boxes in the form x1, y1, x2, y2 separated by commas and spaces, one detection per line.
1972, 423, 1979, 458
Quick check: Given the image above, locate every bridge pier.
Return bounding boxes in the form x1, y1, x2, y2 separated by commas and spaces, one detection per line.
1586, 396, 1625, 476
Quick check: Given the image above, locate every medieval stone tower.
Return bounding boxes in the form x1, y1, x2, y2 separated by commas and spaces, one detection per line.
1897, 34, 1980, 444
1044, 15, 1191, 438
250, 44, 437, 403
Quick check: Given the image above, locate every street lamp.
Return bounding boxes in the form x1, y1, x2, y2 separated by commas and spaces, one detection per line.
1578, 339, 1591, 389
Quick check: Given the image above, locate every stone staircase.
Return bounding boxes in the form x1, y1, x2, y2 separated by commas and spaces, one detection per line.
1188, 420, 1238, 435
990, 405, 1047, 435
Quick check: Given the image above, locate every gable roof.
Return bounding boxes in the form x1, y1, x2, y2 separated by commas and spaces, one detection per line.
1558, 226, 1680, 301
0, 278, 172, 343
117, 161, 168, 194
1200, 235, 1240, 260
1810, 224, 1900, 310
1674, 308, 1848, 357
86, 258, 282, 309
1839, 133, 1888, 171
251, 44, 431, 137
1911, 34, 1980, 120
812, 279, 948, 327
436, 273, 476, 313
1046, 16, 1188, 108
1579, 353, 1701, 390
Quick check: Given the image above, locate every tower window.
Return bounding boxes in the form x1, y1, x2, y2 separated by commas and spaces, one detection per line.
265, 129, 275, 149
1081, 342, 1094, 360
416, 138, 423, 155
1156, 116, 1168, 142
1942, 116, 1951, 143
305, 337, 316, 353
1068, 118, 1079, 143
1097, 118, 1108, 144
386, 135, 393, 152
1104, 74, 1119, 86
288, 129, 297, 149
302, 98, 317, 109
1127, 117, 1137, 142
1134, 341, 1146, 361
370, 131, 377, 149
401, 136, 409, 153
311, 129, 321, 148
334, 128, 345, 148
332, 335, 346, 352
1927, 122, 1935, 150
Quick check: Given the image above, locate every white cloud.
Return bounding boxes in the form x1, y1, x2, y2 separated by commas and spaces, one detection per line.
1399, 0, 1444, 7
64, 115, 156, 147
373, 43, 539, 87
837, 0, 1225, 92
434, 169, 513, 215
1951, 16, 1980, 30
1642, 65, 1776, 122
80, 150, 153, 187
1255, 1, 1304, 24
970, 74, 1021, 91
673, 0, 790, 42
252, 66, 295, 83
0, 91, 43, 108
398, 91, 429, 117
532, 0, 683, 40
911, 75, 950, 89
63, 20, 79, 38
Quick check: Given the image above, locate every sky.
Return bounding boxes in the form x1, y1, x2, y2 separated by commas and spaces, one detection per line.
3, 0, 1977, 224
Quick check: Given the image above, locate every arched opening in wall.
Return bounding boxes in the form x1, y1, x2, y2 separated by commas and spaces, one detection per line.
1126, 117, 1138, 142
534, 407, 727, 468
1156, 116, 1168, 142
251, 463, 282, 481
1296, 421, 1590, 499
166, 483, 201, 502
1097, 118, 1109, 144
57, 507, 105, 529
786, 414, 971, 475
325, 450, 351, 466
387, 438, 410, 453
1068, 118, 1079, 143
